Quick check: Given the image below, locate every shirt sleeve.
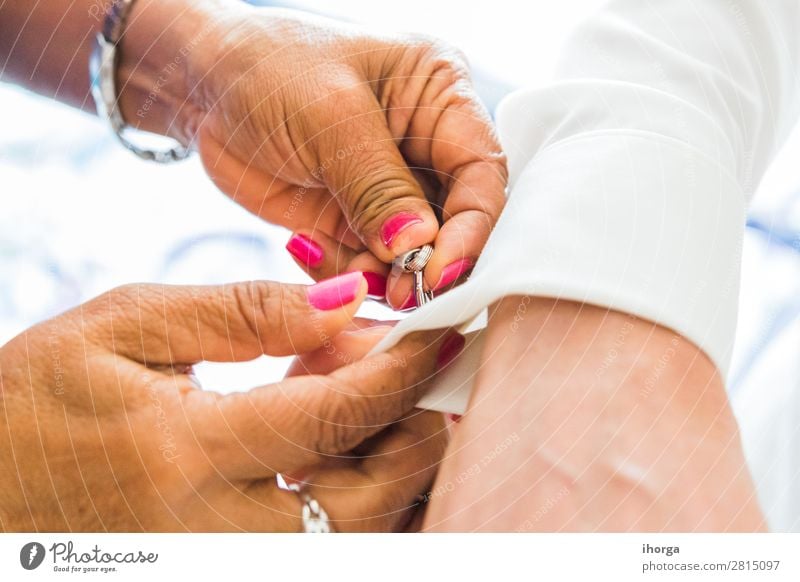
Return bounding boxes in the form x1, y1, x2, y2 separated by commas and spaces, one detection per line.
489, 0, 800, 376
370, 0, 800, 392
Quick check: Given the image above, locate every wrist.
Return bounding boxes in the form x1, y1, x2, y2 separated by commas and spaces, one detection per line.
425, 297, 764, 531
114, 0, 237, 143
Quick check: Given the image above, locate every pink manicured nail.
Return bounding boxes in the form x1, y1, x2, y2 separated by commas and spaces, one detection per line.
446, 413, 463, 424
437, 332, 465, 370
286, 233, 323, 268
435, 258, 476, 291
307, 272, 364, 311
399, 292, 416, 311
380, 212, 423, 248
362, 272, 387, 298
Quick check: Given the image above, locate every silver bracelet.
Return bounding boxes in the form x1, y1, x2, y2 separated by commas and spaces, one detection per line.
88, 0, 191, 163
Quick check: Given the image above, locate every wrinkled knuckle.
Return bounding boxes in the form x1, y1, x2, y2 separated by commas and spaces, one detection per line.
313, 384, 370, 455
393, 352, 434, 402
362, 358, 415, 415
347, 166, 417, 232
395, 379, 423, 414
231, 281, 285, 348
260, 283, 291, 338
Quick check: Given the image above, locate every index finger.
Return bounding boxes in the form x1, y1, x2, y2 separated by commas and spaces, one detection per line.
192, 329, 452, 480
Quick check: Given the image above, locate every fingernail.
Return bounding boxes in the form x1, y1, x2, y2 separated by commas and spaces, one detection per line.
286, 233, 323, 268
446, 413, 463, 424
362, 272, 387, 298
398, 292, 416, 311
380, 212, 423, 248
437, 332, 465, 370
307, 272, 364, 310
435, 258, 476, 291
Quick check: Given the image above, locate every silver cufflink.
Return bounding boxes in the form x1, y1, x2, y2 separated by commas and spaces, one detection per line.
393, 244, 435, 308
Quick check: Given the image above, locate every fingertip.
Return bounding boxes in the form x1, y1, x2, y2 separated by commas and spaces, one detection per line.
286, 230, 363, 283
380, 212, 424, 248
306, 271, 367, 312
421, 211, 488, 292
286, 233, 324, 269
432, 257, 475, 291
362, 271, 388, 298
385, 271, 416, 311
343, 250, 391, 300
374, 209, 439, 259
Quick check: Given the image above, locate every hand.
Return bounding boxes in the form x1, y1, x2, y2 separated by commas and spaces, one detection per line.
0, 275, 450, 531
116, 0, 507, 308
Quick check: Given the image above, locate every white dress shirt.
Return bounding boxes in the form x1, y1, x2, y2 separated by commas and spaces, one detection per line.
369, 0, 800, 415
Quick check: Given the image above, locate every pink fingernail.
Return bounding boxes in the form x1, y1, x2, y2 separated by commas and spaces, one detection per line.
399, 292, 416, 311
437, 332, 465, 370
286, 233, 323, 268
362, 272, 387, 298
435, 258, 476, 291
446, 413, 463, 424
380, 212, 423, 248
307, 272, 364, 311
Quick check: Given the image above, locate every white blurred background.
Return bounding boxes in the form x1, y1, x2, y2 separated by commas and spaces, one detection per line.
1, 0, 799, 529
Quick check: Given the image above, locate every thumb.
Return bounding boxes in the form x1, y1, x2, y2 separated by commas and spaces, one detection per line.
313, 88, 439, 262
86, 272, 368, 365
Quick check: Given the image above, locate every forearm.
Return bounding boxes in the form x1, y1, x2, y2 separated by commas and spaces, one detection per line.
0, 0, 232, 141
424, 297, 766, 531
0, 0, 106, 109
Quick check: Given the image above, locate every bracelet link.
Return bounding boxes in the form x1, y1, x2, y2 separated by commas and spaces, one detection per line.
88, 0, 192, 163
